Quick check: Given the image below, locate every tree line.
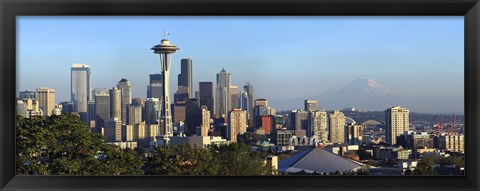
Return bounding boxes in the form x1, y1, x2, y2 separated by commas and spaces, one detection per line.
16, 114, 275, 175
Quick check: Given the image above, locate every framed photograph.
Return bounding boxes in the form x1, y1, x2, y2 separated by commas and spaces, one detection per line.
1, 0, 479, 191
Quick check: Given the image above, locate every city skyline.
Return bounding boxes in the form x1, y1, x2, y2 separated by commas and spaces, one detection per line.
17, 16, 464, 113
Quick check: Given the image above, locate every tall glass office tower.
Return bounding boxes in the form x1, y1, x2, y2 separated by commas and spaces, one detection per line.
71, 63, 91, 122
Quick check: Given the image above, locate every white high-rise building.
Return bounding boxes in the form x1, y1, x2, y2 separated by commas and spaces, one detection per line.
385, 106, 410, 145
329, 111, 346, 144
151, 36, 179, 146
36, 87, 55, 116
201, 106, 211, 136
109, 87, 122, 120
308, 110, 328, 143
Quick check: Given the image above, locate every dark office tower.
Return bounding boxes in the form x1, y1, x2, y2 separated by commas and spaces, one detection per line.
178, 58, 192, 98
239, 91, 249, 111
185, 99, 202, 135
304, 100, 319, 112
290, 110, 308, 137
199, 82, 214, 118
144, 98, 160, 125
19, 90, 36, 100
243, 82, 254, 127
117, 79, 132, 124
174, 86, 189, 104
60, 101, 74, 114
147, 83, 162, 99
148, 74, 163, 99
229, 86, 239, 110
132, 97, 146, 107
95, 93, 110, 133
173, 86, 189, 123
87, 101, 96, 128
149, 73, 163, 85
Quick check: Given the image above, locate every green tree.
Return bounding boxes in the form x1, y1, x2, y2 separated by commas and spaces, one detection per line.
16, 114, 143, 175
439, 156, 464, 168
144, 144, 220, 175
210, 142, 275, 175
413, 156, 437, 175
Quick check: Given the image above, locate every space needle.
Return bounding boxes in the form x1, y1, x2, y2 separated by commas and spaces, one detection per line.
151, 32, 179, 146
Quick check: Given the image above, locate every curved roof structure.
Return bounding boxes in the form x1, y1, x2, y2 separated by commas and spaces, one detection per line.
362, 119, 384, 126
345, 117, 356, 125
278, 148, 365, 174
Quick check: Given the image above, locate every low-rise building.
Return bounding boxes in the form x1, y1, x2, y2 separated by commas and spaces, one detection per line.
169, 136, 229, 148
108, 141, 138, 150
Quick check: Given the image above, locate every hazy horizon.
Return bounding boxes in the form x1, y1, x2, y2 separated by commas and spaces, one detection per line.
17, 16, 464, 114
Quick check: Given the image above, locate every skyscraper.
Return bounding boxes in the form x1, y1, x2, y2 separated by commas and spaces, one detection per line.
216, 68, 231, 118
144, 98, 161, 125
92, 88, 108, 97
228, 109, 247, 142
201, 106, 210, 136
149, 73, 163, 84
229, 85, 239, 110
148, 74, 163, 99
178, 58, 192, 98
173, 86, 189, 123
243, 82, 254, 128
109, 87, 122, 120
19, 90, 36, 100
87, 101, 95, 128
36, 87, 55, 116
126, 104, 142, 125
308, 110, 328, 142
117, 79, 132, 124
71, 64, 91, 120
239, 91, 249, 111
151, 37, 179, 146
185, 99, 202, 135
290, 110, 308, 137
104, 118, 122, 142
199, 82, 214, 118
329, 111, 346, 144
95, 93, 110, 133
147, 83, 162, 99
60, 101, 74, 114
304, 100, 319, 112
254, 99, 268, 108
239, 91, 249, 126
385, 106, 410, 145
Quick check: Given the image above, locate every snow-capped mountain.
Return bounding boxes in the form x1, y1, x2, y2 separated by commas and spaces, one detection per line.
340, 78, 393, 96
318, 78, 403, 111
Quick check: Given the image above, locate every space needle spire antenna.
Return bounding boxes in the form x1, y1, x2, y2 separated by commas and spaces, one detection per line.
151, 32, 179, 147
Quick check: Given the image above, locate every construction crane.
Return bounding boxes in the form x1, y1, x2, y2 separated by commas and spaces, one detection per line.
435, 116, 444, 134
450, 114, 456, 135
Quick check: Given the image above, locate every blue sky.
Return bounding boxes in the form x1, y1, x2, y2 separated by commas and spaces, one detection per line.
17, 16, 464, 113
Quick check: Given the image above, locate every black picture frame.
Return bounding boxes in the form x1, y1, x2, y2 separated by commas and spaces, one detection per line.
1, 0, 479, 191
